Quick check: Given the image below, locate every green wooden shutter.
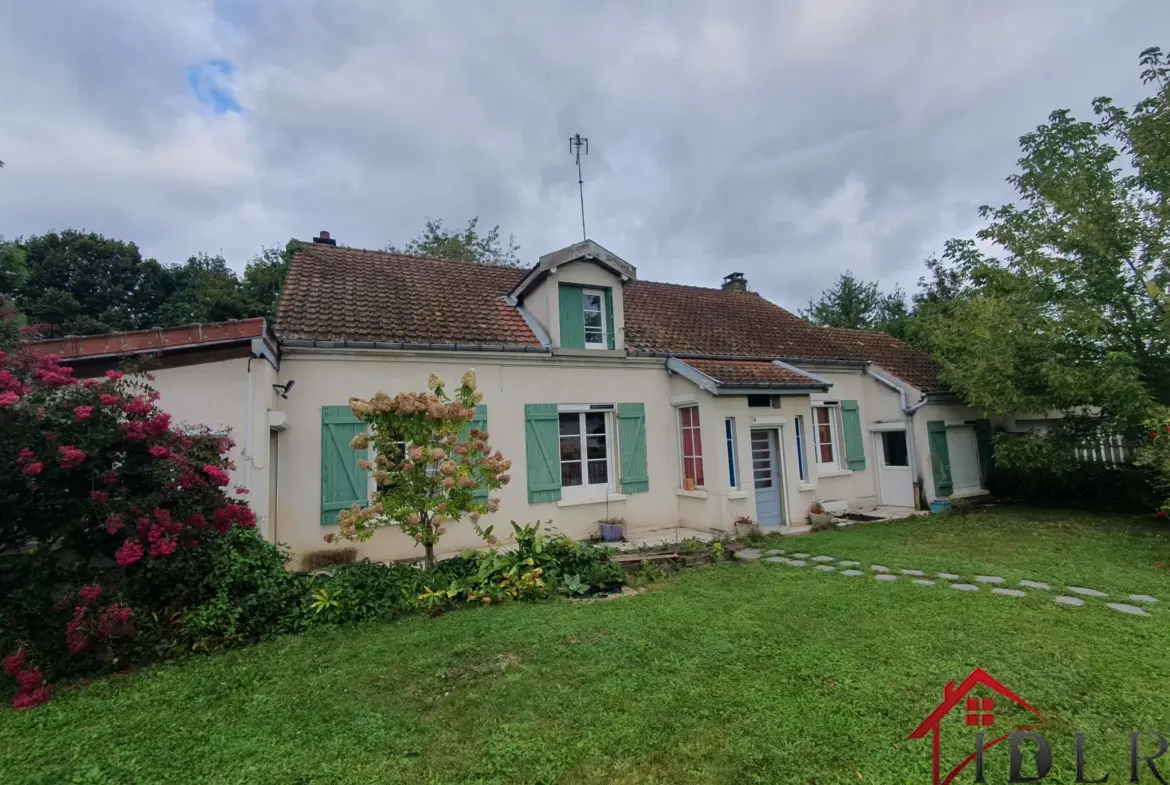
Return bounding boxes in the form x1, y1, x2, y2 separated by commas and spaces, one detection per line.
840, 400, 866, 470
604, 288, 616, 350
617, 402, 649, 494
321, 406, 367, 525
525, 404, 562, 503
558, 285, 585, 349
927, 420, 953, 498
974, 418, 994, 482
469, 404, 489, 500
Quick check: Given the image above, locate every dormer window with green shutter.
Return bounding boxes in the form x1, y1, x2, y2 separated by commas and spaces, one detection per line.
559, 284, 615, 350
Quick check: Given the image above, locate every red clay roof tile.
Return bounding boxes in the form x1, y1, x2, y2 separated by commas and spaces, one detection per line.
680, 358, 825, 388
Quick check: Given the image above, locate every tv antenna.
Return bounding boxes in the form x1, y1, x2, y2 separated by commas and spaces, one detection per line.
569, 134, 588, 241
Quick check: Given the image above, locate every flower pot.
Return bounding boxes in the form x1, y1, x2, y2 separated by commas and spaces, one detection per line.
930, 499, 952, 514
809, 512, 834, 527
683, 477, 696, 492
734, 521, 758, 538
599, 522, 625, 542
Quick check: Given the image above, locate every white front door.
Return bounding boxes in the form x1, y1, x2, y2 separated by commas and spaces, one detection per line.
751, 429, 784, 528
947, 426, 983, 493
876, 429, 914, 508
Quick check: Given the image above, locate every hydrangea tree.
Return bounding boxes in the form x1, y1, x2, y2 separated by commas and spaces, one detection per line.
327, 370, 510, 568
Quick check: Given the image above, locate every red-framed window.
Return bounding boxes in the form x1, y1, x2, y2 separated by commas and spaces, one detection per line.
679, 406, 704, 487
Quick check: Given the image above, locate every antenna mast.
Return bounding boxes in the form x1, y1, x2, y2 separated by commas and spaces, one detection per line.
569, 134, 589, 241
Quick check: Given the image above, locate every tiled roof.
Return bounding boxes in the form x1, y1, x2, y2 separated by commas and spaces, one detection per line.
30, 319, 268, 360
275, 244, 540, 348
275, 243, 943, 390
679, 359, 825, 388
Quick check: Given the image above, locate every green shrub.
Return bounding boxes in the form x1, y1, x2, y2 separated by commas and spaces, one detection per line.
302, 561, 427, 626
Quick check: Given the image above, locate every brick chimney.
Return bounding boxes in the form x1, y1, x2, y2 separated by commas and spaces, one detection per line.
312, 230, 336, 246
722, 272, 747, 292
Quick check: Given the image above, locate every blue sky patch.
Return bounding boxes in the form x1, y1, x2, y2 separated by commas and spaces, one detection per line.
187, 59, 241, 114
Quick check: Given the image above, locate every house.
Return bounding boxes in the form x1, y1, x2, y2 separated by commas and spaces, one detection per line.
35, 234, 1002, 565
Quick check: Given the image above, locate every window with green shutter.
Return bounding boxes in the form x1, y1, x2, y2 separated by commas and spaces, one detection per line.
459, 404, 490, 500
320, 406, 368, 525
559, 284, 614, 350
525, 404, 562, 503
558, 285, 585, 348
840, 399, 866, 470
617, 402, 649, 494
927, 420, 953, 498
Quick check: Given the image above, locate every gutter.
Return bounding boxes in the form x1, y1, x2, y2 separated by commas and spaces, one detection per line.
866, 365, 929, 509
629, 349, 865, 368
279, 339, 550, 353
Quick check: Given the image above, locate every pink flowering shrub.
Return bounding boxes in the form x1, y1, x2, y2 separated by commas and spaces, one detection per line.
329, 370, 511, 568
0, 315, 265, 709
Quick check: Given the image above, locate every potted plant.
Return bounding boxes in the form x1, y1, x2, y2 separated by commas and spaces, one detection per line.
733, 515, 758, 538
808, 501, 834, 528
598, 517, 626, 543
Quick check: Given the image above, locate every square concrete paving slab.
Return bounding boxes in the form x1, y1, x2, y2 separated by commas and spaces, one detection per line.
951, 583, 980, 592
875, 574, 898, 582
912, 579, 936, 586
937, 573, 961, 580
811, 555, 835, 562
1055, 596, 1085, 606
839, 561, 861, 567
736, 549, 761, 561
841, 569, 864, 577
813, 565, 835, 572
901, 569, 925, 576
992, 588, 1027, 598
1107, 603, 1151, 616
1129, 594, 1159, 604
1068, 586, 1109, 598
871, 565, 890, 572
975, 576, 1005, 584
1020, 580, 1050, 590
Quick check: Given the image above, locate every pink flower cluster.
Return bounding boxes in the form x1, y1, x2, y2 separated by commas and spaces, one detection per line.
202, 463, 231, 487
59, 445, 86, 469
65, 585, 135, 657
3, 650, 52, 711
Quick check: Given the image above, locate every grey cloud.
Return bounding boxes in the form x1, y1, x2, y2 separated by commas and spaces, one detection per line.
0, 0, 1167, 313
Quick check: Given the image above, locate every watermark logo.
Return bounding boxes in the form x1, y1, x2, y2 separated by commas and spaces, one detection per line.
908, 667, 1167, 784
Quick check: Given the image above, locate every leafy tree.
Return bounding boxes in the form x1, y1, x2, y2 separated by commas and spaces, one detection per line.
0, 236, 27, 294
800, 270, 908, 335
242, 241, 300, 323
912, 47, 1170, 477
1, 231, 173, 337
157, 253, 251, 327
328, 370, 511, 569
387, 217, 523, 268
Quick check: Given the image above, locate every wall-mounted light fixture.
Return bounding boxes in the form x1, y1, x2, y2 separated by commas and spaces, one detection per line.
272, 380, 295, 399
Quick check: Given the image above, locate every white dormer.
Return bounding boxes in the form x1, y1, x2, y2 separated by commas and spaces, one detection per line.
508, 240, 635, 353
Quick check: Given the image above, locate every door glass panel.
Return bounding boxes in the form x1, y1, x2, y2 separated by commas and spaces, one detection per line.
882, 431, 909, 467
559, 413, 580, 436
561, 460, 582, 486
587, 459, 608, 484
751, 431, 773, 488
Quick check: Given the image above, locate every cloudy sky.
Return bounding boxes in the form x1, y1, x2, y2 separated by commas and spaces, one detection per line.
0, 1, 1166, 312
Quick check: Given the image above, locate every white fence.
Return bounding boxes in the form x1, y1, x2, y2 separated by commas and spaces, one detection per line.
1074, 434, 1132, 466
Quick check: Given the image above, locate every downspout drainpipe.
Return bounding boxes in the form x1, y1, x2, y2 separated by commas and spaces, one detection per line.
245, 357, 255, 532
866, 367, 929, 509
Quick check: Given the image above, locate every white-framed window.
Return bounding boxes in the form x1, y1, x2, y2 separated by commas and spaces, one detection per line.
724, 417, 739, 489
558, 407, 613, 499
678, 405, 705, 487
794, 415, 808, 482
813, 404, 841, 470
582, 289, 607, 349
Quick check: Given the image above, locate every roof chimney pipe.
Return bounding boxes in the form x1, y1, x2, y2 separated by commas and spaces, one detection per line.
312, 230, 336, 246
722, 272, 747, 292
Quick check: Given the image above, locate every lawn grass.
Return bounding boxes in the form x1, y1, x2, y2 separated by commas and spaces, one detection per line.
2, 506, 1170, 785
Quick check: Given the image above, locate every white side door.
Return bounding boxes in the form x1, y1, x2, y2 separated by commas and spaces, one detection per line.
751, 429, 784, 528
875, 429, 914, 508
947, 426, 982, 493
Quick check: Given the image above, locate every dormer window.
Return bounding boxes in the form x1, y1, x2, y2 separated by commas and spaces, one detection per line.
582, 289, 607, 349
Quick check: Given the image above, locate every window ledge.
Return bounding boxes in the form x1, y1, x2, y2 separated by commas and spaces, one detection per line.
797, 483, 816, 492
817, 469, 853, 478
727, 490, 749, 500
675, 488, 709, 499
557, 494, 627, 508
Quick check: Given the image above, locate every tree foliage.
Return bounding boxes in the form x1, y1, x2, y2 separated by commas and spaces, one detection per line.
329, 371, 511, 569
387, 216, 523, 268
911, 47, 1170, 476
800, 270, 909, 336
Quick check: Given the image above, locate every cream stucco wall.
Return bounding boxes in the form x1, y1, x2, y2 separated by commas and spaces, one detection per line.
523, 260, 627, 350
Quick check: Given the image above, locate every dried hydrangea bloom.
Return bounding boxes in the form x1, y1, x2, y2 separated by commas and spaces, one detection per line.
350, 432, 370, 450
461, 369, 476, 388
427, 373, 443, 390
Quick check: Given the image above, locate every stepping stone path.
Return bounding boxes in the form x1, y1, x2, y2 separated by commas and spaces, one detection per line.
912, 579, 936, 586
736, 549, 761, 561
871, 565, 890, 572
765, 549, 785, 556
811, 555, 835, 562
787, 560, 808, 567
793, 553, 810, 559
1055, 596, 1085, 606
938, 573, 961, 580
1107, 603, 1150, 617
901, 569, 925, 576
765, 557, 787, 564
814, 565, 835, 572
992, 588, 1026, 598
839, 561, 861, 567
1130, 594, 1158, 604
841, 569, 864, 577
1020, 580, 1050, 591
875, 574, 897, 582
952, 584, 980, 592
975, 576, 1005, 584
1068, 587, 1109, 598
